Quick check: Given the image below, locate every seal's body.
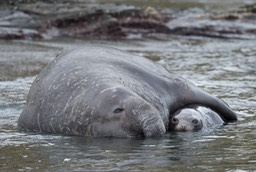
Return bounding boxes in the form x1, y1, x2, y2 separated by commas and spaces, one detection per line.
169, 106, 224, 132
18, 46, 237, 137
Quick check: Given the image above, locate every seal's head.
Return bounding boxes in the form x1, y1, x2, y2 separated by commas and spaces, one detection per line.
88, 86, 166, 137
169, 108, 203, 132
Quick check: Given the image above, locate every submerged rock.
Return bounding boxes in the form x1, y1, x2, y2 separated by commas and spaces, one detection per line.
0, 27, 44, 40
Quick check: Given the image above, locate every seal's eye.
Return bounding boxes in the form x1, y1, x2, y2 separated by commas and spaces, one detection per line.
113, 108, 124, 113
192, 119, 199, 125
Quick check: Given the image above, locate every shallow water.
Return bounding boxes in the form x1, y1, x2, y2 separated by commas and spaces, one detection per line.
1, 2, 256, 172
1, 36, 255, 172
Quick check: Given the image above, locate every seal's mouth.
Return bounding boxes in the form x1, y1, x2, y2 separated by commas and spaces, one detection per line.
175, 123, 192, 131
172, 119, 203, 132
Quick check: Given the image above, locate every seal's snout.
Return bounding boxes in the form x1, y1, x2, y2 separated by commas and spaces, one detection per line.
171, 118, 203, 131
169, 108, 206, 132
122, 97, 166, 137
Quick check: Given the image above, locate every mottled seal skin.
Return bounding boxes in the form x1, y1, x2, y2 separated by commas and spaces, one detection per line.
18, 46, 237, 137
169, 106, 224, 132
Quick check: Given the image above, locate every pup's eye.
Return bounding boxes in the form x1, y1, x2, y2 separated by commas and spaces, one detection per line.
113, 108, 124, 113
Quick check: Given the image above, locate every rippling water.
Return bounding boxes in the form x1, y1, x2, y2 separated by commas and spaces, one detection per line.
1, 1, 256, 171
0, 36, 255, 171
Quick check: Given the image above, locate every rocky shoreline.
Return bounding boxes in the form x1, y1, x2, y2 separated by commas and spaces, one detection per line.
1, 1, 256, 40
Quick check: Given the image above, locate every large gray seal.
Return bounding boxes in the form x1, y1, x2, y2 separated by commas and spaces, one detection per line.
18, 45, 237, 137
169, 106, 224, 132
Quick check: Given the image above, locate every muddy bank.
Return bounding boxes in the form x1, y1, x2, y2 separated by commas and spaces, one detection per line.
1, 1, 256, 40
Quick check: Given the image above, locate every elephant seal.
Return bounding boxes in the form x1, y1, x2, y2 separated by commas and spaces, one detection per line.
18, 45, 237, 137
169, 106, 224, 132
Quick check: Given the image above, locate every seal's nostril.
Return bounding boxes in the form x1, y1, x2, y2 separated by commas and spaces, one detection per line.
192, 119, 199, 125
172, 117, 179, 124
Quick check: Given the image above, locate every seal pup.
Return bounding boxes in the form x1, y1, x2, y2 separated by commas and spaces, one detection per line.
169, 106, 225, 132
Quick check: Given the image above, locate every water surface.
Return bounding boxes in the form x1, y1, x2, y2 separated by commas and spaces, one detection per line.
0, 1, 256, 172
